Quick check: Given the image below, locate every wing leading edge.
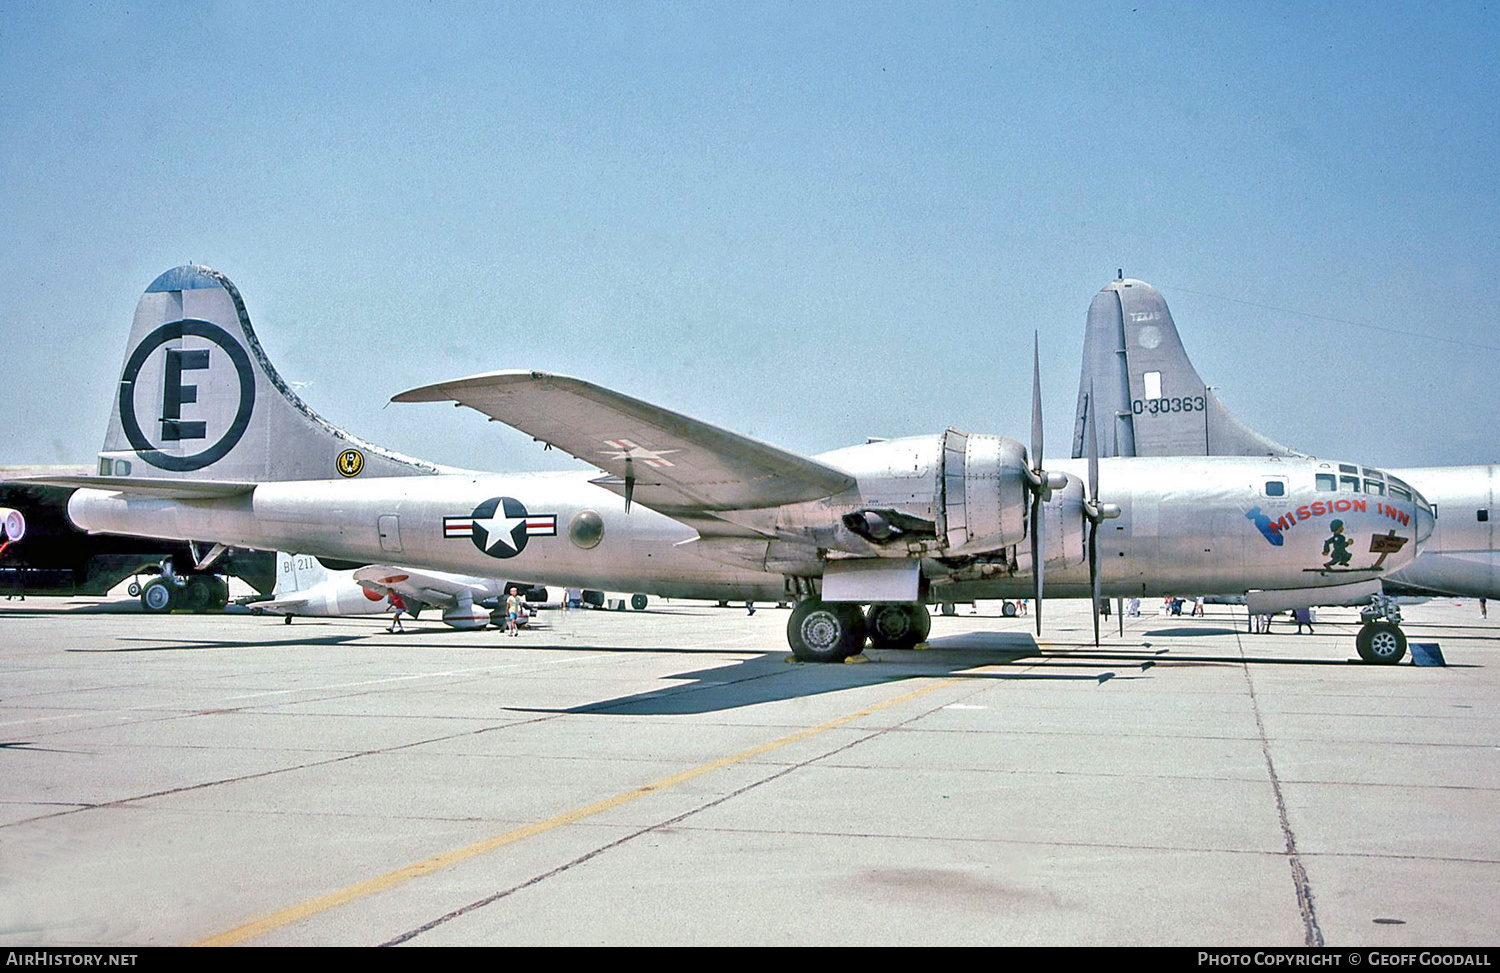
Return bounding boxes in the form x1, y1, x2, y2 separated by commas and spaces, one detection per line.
394, 371, 857, 519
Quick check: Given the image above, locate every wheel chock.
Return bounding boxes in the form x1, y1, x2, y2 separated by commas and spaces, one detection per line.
1410, 643, 1446, 667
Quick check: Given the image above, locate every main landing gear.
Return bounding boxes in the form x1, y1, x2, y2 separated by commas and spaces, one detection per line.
135, 569, 230, 614
1356, 594, 1408, 665
786, 600, 932, 662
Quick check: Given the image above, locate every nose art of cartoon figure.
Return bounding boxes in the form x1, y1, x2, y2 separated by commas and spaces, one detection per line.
1322, 519, 1353, 569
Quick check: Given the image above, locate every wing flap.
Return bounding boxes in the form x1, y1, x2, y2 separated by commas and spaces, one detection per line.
394, 371, 855, 513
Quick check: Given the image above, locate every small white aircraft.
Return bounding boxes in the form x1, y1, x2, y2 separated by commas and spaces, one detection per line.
1072, 276, 1497, 620
34, 266, 1434, 663
248, 552, 509, 629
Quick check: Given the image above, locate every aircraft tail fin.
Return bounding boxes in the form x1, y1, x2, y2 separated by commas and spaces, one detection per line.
271, 552, 330, 598
1071, 278, 1301, 459
97, 266, 438, 483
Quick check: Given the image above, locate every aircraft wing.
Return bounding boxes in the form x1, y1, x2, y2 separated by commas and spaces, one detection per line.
352, 565, 490, 609
12, 474, 257, 500
394, 371, 856, 515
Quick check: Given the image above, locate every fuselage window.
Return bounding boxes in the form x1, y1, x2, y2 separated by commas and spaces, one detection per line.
1480, 509, 1491, 523
1315, 474, 1336, 492
1264, 480, 1286, 497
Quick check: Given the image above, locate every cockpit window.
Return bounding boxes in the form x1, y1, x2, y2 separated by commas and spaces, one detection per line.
1388, 484, 1412, 501
1365, 479, 1385, 496
1315, 474, 1336, 492
1340, 475, 1360, 492
1339, 464, 1358, 474
1362, 468, 1384, 480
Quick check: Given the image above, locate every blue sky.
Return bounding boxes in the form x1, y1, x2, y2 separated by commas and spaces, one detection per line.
2, 1, 1497, 472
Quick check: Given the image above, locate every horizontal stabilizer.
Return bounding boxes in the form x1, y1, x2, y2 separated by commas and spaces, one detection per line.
12, 473, 257, 499
248, 596, 311, 614
394, 370, 857, 514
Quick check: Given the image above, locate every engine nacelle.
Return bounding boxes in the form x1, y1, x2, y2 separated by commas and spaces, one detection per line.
940, 429, 1029, 555
0, 507, 25, 543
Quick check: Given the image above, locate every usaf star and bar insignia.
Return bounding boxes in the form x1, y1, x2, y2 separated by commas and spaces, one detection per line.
443, 497, 556, 559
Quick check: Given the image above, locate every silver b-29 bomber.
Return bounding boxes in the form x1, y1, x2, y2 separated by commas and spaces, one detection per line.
38, 267, 1434, 662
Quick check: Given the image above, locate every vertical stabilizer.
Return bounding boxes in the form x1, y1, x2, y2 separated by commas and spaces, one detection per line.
272, 552, 331, 597
98, 266, 439, 482
1071, 278, 1300, 459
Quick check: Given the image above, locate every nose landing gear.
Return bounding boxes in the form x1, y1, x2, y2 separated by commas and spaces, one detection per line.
1356, 594, 1407, 664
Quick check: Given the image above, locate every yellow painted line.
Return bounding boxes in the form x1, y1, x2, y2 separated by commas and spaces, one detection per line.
193, 674, 962, 946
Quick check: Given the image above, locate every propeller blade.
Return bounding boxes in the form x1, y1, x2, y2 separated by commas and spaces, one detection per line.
1030, 330, 1045, 635
1085, 381, 1102, 646
1031, 332, 1043, 472
1089, 518, 1100, 647
1031, 489, 1044, 636
1087, 382, 1100, 506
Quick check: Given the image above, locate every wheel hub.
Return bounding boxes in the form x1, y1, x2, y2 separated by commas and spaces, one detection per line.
800, 612, 841, 651
873, 608, 910, 641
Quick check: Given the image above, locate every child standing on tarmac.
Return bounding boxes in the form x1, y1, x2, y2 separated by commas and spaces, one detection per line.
387, 591, 407, 633
505, 587, 523, 636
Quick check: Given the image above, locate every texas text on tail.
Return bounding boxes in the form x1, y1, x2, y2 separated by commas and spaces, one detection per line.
1072, 275, 1497, 639
38, 266, 1432, 662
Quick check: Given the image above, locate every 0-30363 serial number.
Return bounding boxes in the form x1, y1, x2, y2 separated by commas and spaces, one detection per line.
1133, 395, 1207, 416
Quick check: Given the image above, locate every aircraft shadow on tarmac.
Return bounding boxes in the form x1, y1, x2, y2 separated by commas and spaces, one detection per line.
67, 635, 368, 652
0, 599, 152, 615
502, 631, 1178, 717
503, 623, 1477, 715
1140, 626, 1240, 637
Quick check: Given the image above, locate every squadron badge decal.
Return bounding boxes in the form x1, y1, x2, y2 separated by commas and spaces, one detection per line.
336, 448, 365, 477
443, 497, 556, 559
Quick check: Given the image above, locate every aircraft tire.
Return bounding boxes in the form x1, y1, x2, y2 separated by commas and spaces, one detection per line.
865, 603, 931, 649
1002, 601, 1017, 618
1356, 622, 1407, 665
127, 581, 141, 597
631, 594, 648, 611
181, 576, 215, 613
140, 579, 173, 613
940, 602, 956, 616
788, 599, 867, 663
